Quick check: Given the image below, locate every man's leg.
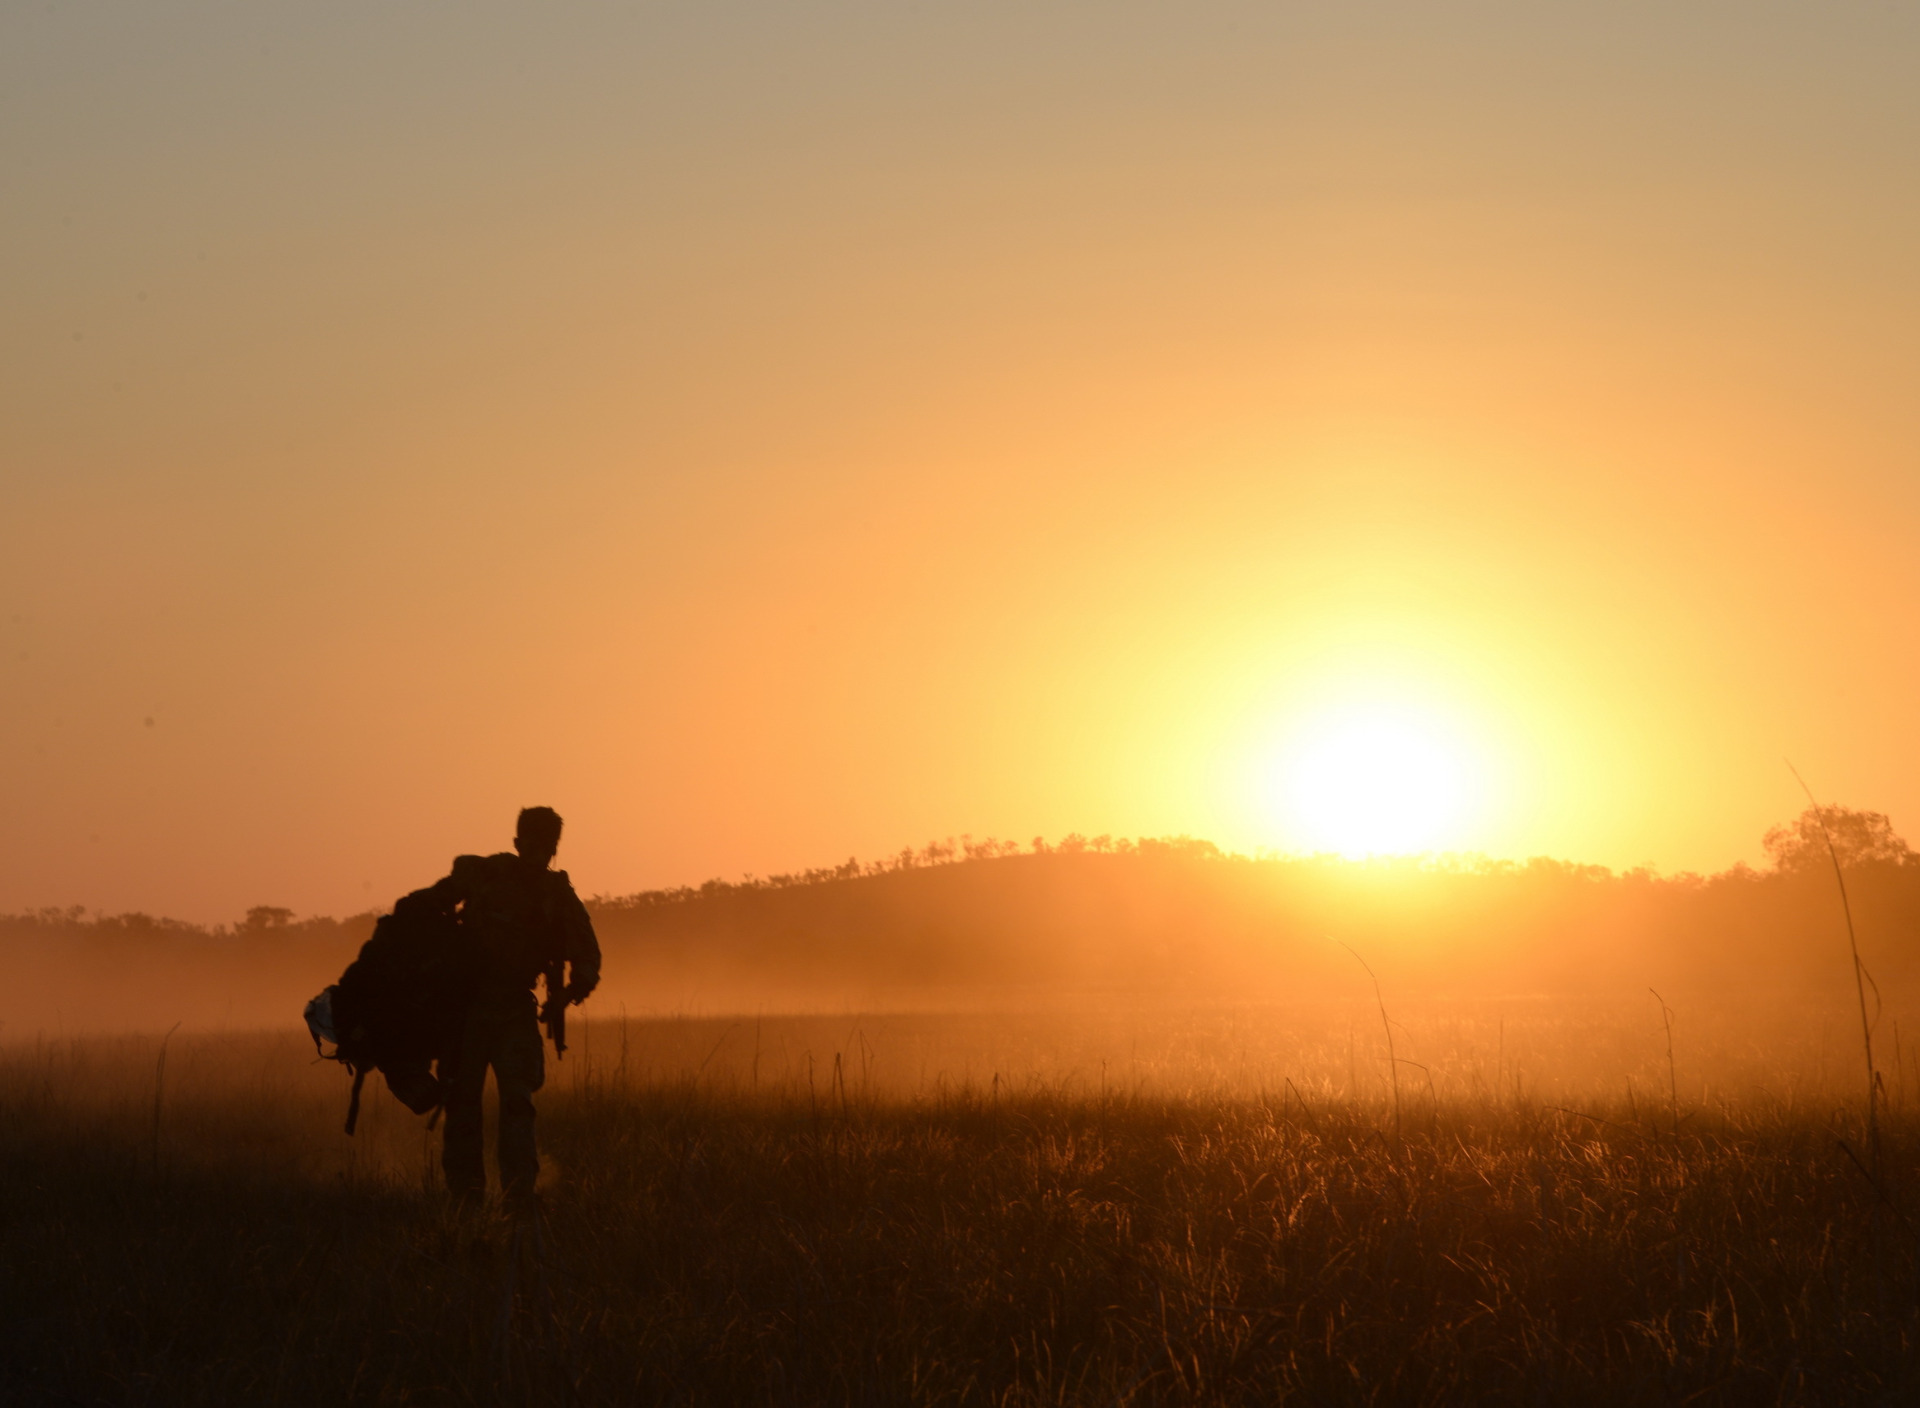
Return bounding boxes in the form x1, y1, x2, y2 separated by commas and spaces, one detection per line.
440, 1015, 490, 1199
494, 1005, 547, 1202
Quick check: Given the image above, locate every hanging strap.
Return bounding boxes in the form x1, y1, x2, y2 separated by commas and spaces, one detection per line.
344, 1066, 368, 1136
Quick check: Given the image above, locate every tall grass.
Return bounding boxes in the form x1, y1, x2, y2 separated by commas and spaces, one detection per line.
1790, 768, 1885, 1163
5, 1010, 1920, 1405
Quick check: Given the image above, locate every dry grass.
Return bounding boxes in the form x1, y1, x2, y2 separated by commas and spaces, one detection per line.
5, 1009, 1920, 1405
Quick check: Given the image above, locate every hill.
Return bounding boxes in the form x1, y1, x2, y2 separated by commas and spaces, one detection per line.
5, 808, 1918, 1032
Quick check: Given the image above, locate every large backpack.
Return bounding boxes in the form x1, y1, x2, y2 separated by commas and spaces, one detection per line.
305, 888, 470, 1133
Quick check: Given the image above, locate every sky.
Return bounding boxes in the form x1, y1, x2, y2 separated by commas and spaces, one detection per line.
6, 2, 1920, 921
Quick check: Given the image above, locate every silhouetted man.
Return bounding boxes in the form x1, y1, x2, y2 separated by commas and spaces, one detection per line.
424, 806, 600, 1206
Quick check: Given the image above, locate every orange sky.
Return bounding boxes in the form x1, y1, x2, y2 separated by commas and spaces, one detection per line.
6, 3, 1920, 920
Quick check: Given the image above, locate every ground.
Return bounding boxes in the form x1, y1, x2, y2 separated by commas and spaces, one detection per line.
4, 1013, 1917, 1405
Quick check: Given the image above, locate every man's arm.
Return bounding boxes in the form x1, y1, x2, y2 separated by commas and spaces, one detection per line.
552, 872, 601, 1002
395, 855, 482, 919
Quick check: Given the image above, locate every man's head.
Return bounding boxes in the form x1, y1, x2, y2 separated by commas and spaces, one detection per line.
514, 806, 564, 867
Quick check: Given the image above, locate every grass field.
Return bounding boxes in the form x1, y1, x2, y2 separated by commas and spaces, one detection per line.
6, 1005, 1920, 1405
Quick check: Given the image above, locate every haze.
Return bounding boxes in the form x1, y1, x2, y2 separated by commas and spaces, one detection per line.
7, 2, 1920, 921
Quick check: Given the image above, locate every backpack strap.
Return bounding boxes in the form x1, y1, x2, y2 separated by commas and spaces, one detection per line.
344, 1066, 368, 1136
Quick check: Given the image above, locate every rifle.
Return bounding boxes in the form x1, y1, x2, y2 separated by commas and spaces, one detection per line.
540, 956, 569, 1058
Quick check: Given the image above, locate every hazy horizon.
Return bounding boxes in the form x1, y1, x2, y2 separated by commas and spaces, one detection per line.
9, 810, 1897, 927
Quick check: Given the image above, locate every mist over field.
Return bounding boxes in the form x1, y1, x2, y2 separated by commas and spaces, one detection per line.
9, 807, 1915, 1065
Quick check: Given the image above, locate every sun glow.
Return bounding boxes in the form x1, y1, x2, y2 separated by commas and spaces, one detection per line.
1271, 703, 1485, 857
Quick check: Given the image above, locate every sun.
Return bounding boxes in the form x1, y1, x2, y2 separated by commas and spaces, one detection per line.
1271, 703, 1483, 857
